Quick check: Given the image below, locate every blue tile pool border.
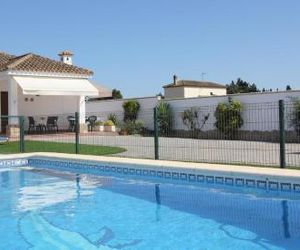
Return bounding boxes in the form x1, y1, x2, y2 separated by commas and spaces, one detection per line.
1, 157, 300, 194
0, 158, 28, 167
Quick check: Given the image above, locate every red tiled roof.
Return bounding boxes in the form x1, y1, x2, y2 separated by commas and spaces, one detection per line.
0, 52, 93, 76
163, 80, 225, 89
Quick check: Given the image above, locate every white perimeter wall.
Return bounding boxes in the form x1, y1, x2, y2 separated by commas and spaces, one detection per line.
165, 91, 300, 131
86, 91, 300, 131
87, 96, 159, 128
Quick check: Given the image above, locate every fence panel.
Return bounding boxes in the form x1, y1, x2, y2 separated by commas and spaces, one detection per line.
285, 101, 300, 168
0, 115, 23, 154
23, 113, 76, 154
0, 100, 299, 169
79, 110, 155, 159
156, 101, 289, 167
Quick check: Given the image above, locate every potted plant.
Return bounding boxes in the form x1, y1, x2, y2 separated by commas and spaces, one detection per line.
94, 121, 104, 132
104, 120, 116, 132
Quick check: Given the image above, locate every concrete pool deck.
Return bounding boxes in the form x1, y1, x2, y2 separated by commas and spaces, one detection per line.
1, 152, 300, 183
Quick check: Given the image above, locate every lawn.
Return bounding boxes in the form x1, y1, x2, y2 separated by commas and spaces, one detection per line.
0, 141, 126, 155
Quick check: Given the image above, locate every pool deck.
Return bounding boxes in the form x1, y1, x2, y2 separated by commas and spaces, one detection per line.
1, 152, 300, 183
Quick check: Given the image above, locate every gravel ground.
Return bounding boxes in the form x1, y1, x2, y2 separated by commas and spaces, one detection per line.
25, 134, 300, 167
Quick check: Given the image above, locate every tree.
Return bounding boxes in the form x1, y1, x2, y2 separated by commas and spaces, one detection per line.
121, 100, 142, 135
122, 100, 140, 121
214, 99, 243, 139
112, 89, 123, 99
226, 78, 259, 94
181, 108, 199, 131
286, 85, 292, 91
181, 107, 209, 132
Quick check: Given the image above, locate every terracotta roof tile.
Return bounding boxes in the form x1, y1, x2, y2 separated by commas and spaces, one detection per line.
58, 50, 73, 56
163, 80, 225, 89
0, 52, 16, 71
0, 51, 93, 76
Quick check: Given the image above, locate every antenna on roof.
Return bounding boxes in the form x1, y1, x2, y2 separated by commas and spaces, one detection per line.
201, 72, 206, 81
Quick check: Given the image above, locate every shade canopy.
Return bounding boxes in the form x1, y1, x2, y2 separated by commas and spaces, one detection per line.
12, 76, 98, 96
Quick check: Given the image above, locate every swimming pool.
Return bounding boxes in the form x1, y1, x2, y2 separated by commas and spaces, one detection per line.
1, 157, 300, 249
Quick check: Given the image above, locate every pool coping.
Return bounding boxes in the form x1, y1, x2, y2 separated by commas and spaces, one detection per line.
1, 152, 300, 182
2, 153, 300, 193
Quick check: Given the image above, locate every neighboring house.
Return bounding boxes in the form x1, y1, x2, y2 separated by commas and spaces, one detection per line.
0, 50, 98, 135
163, 75, 227, 99
87, 80, 113, 101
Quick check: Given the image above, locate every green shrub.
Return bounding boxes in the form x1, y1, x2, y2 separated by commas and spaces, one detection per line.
214, 99, 243, 138
156, 102, 173, 135
120, 120, 144, 135
181, 107, 210, 131
182, 107, 199, 131
122, 100, 140, 121
291, 100, 300, 135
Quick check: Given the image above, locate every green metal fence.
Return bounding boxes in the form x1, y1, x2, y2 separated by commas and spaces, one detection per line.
0, 100, 299, 168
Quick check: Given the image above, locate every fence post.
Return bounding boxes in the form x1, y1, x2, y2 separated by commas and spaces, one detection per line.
279, 100, 286, 168
19, 116, 25, 153
75, 112, 79, 154
154, 107, 159, 160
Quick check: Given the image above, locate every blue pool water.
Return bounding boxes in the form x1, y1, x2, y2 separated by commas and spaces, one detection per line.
1, 165, 300, 249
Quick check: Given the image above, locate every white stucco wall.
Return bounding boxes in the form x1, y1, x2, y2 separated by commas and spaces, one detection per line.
165, 91, 300, 131
86, 96, 160, 128
17, 86, 79, 130
86, 91, 300, 132
164, 86, 226, 99
0, 78, 8, 91
0, 78, 9, 118
184, 87, 226, 98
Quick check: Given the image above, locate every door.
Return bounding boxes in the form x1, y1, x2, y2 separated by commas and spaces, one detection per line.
1, 92, 8, 134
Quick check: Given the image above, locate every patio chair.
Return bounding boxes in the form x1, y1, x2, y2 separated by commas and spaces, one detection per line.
67, 116, 76, 132
87, 116, 97, 131
46, 116, 58, 132
28, 116, 36, 133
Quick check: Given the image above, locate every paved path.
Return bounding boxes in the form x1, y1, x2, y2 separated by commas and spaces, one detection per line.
25, 134, 300, 167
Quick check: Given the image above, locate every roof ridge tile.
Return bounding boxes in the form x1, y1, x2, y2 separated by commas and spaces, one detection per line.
7, 53, 33, 69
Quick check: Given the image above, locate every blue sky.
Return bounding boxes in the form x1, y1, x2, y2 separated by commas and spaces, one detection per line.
1, 0, 299, 97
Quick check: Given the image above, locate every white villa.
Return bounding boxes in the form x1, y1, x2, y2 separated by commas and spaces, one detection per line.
0, 50, 99, 135
163, 75, 227, 99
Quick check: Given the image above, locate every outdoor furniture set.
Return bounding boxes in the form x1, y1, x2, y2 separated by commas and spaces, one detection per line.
27, 116, 115, 133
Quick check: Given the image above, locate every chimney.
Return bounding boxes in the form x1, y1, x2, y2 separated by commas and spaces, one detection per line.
58, 50, 73, 65
173, 74, 178, 85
